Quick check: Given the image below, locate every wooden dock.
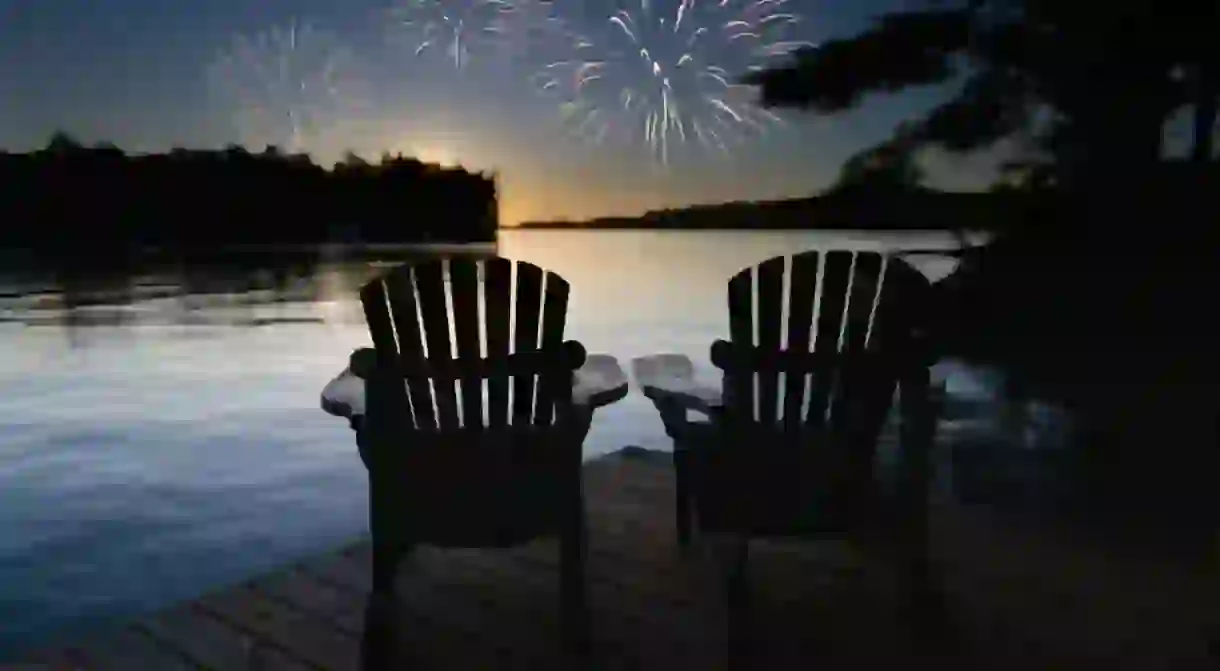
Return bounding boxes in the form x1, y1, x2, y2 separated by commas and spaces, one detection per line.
11, 450, 1218, 670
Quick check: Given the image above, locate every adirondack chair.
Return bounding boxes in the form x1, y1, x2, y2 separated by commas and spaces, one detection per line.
333, 257, 625, 655
632, 250, 945, 654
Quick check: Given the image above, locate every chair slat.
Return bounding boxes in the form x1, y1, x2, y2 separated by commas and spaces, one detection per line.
755, 257, 784, 424
359, 278, 399, 364
483, 258, 512, 429
712, 342, 904, 374
512, 262, 544, 425
385, 267, 435, 431
726, 267, 755, 422
830, 258, 926, 470
449, 258, 483, 430
385, 347, 586, 380
694, 252, 939, 557
829, 253, 885, 428
359, 278, 414, 430
414, 260, 460, 431
783, 251, 818, 428
868, 259, 932, 354
805, 250, 852, 427
354, 258, 592, 636
535, 271, 571, 426
842, 253, 884, 354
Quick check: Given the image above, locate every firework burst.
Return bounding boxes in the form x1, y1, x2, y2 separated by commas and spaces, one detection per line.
206, 20, 368, 154
535, 0, 814, 165
387, 0, 518, 70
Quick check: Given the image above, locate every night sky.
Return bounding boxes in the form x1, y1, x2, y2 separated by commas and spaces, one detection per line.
0, 0, 1002, 224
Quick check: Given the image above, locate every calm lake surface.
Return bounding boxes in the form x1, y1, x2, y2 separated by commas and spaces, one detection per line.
0, 230, 1020, 656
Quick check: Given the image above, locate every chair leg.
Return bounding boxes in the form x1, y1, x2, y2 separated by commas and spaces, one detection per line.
673, 448, 692, 548
361, 589, 398, 670
371, 540, 406, 596
895, 538, 954, 659
561, 506, 590, 659
659, 402, 696, 549
368, 472, 407, 596
726, 537, 750, 668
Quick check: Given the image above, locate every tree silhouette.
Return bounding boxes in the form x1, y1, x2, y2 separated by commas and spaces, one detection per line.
44, 131, 85, 155
0, 135, 499, 252
829, 122, 926, 194
745, 0, 1220, 187
340, 150, 370, 169
744, 1, 1220, 530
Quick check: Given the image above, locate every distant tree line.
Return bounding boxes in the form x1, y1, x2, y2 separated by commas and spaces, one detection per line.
0, 133, 499, 257
518, 186, 1052, 232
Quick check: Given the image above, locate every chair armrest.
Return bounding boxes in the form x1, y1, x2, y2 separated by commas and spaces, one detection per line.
349, 347, 377, 379
320, 367, 364, 418
573, 354, 630, 409
630, 354, 723, 417
321, 350, 631, 421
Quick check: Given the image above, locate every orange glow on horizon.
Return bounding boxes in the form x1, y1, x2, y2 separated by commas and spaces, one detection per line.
406, 145, 459, 167
379, 131, 718, 227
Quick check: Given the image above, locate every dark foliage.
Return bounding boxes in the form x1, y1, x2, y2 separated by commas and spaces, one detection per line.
830, 122, 927, 193
749, 10, 973, 113
745, 0, 1220, 187
745, 0, 1220, 537
0, 134, 499, 257
931, 179, 1219, 538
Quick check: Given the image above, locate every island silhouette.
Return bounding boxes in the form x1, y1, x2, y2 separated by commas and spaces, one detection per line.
518, 185, 1043, 233
0, 133, 499, 257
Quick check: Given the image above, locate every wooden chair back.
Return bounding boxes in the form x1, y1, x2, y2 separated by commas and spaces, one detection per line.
356, 258, 588, 546
713, 250, 934, 432
358, 257, 586, 437
703, 250, 939, 533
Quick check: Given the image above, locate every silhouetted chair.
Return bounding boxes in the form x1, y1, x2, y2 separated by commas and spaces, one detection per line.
343, 258, 609, 656
632, 250, 944, 657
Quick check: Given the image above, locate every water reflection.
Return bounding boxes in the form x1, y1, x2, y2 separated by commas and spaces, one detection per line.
0, 245, 499, 340
1, 230, 1055, 658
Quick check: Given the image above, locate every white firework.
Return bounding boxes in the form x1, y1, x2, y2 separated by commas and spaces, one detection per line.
535, 0, 814, 165
387, 0, 514, 70
207, 20, 368, 154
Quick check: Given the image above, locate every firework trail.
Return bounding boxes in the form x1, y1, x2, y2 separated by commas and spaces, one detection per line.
387, 0, 575, 70
534, 0, 814, 165
387, 0, 518, 70
206, 20, 368, 154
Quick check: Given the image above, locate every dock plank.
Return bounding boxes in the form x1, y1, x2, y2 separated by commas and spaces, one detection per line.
196, 585, 362, 671
60, 627, 194, 671
251, 563, 520, 669
14, 451, 1218, 670
320, 525, 724, 669
300, 546, 538, 666
8, 647, 93, 670
300, 549, 532, 665
250, 567, 365, 637
137, 604, 311, 671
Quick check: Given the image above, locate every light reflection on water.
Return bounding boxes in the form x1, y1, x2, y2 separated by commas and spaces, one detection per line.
0, 230, 1025, 656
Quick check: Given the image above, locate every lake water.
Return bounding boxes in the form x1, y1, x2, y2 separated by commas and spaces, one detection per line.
0, 230, 1026, 657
